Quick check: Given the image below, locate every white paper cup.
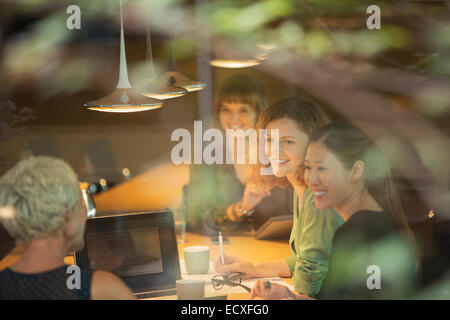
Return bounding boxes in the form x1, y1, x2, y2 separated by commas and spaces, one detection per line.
176, 279, 205, 300
184, 246, 210, 274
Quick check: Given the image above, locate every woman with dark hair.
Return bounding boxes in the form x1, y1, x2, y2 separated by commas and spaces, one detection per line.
251, 121, 420, 299
187, 74, 293, 234
214, 97, 344, 297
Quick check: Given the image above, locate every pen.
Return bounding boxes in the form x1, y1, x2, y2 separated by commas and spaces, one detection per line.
219, 231, 225, 265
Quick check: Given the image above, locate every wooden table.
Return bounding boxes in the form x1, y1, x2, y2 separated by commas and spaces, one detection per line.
153, 232, 293, 300
0, 232, 293, 300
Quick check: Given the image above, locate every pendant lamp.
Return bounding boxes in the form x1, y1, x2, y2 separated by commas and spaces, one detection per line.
139, 18, 187, 100
209, 59, 260, 68
209, 42, 260, 69
159, 42, 206, 92
255, 43, 277, 61
84, 0, 163, 113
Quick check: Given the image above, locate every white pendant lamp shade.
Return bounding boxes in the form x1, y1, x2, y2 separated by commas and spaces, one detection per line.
209, 51, 261, 68
84, 0, 163, 112
159, 42, 206, 92
140, 77, 187, 100
84, 88, 162, 113
257, 43, 277, 51
139, 21, 187, 100
159, 70, 206, 92
209, 59, 260, 68
255, 43, 277, 61
209, 43, 261, 68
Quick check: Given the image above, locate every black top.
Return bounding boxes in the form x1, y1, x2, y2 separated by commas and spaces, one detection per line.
317, 210, 418, 300
0, 265, 93, 300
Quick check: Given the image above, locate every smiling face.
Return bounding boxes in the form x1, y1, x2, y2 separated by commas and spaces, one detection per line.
265, 118, 310, 178
219, 101, 258, 132
304, 141, 357, 210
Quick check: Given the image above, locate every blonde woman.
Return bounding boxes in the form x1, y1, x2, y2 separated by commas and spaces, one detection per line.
0, 156, 135, 300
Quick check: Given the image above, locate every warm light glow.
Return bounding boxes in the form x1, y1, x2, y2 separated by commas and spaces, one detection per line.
0, 206, 15, 219
122, 168, 130, 177
183, 84, 207, 92
99, 178, 107, 187
83, 1, 164, 113
79, 182, 90, 190
86, 105, 161, 113
256, 43, 276, 61
256, 43, 277, 51
209, 59, 260, 68
140, 78, 188, 100
142, 92, 186, 100
84, 88, 163, 113
256, 53, 269, 61
159, 71, 206, 93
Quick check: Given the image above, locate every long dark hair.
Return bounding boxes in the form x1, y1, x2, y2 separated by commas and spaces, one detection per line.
310, 121, 421, 262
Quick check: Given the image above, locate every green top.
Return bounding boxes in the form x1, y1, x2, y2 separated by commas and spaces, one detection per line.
285, 187, 344, 297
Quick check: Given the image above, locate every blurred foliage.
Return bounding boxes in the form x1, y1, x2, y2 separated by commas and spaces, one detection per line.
210, 0, 292, 36
415, 87, 450, 119
0, 0, 449, 107
40, 58, 92, 98
427, 23, 450, 76
0, 100, 36, 141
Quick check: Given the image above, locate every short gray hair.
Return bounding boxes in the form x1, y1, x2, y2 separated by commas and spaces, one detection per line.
0, 156, 80, 244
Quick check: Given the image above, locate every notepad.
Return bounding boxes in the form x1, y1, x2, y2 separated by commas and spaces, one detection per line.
179, 260, 296, 295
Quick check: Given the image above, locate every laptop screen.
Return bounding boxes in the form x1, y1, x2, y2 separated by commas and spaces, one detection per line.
75, 211, 181, 293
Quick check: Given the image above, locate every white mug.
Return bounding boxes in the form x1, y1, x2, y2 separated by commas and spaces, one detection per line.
184, 246, 210, 274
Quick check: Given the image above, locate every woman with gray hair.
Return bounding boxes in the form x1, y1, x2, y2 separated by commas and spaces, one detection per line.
0, 156, 135, 299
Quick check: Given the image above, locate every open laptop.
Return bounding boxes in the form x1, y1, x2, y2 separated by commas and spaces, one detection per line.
74, 211, 181, 299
